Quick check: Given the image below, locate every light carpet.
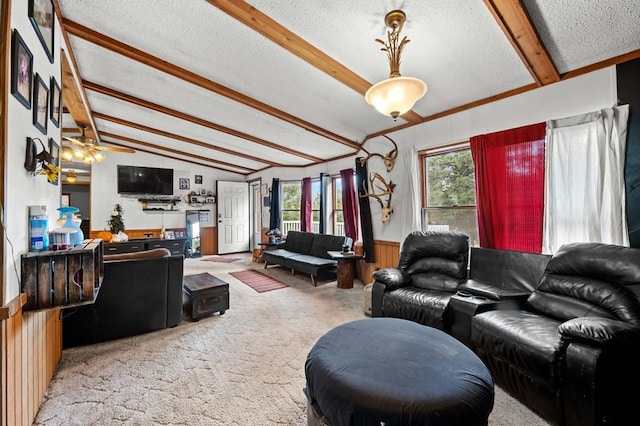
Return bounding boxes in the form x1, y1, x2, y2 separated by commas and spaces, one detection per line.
201, 255, 241, 263
34, 253, 549, 425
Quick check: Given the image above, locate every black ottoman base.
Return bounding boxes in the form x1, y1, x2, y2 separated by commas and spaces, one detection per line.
305, 318, 494, 426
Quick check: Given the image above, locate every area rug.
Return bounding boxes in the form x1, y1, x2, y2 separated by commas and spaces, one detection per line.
230, 269, 288, 293
201, 255, 241, 263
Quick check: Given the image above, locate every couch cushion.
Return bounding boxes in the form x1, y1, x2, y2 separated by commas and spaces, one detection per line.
382, 287, 453, 329
398, 231, 469, 279
283, 231, 315, 255
407, 257, 467, 281
284, 254, 336, 276
472, 310, 564, 388
411, 272, 461, 292
309, 233, 346, 259
262, 249, 299, 265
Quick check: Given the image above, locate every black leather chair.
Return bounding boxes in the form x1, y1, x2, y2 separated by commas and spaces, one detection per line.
471, 242, 640, 426
371, 230, 469, 330
63, 248, 184, 348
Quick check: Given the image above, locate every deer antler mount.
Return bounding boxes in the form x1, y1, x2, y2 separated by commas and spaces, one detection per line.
360, 172, 396, 224
359, 135, 398, 172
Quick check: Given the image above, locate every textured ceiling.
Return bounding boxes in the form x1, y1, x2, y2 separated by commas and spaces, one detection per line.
56, 0, 640, 176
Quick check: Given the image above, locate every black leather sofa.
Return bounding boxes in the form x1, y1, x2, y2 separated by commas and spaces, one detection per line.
371, 230, 470, 329
62, 248, 184, 348
262, 230, 352, 285
471, 243, 640, 426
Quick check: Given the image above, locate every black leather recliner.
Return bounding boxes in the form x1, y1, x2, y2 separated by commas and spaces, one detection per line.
472, 242, 640, 426
371, 231, 469, 329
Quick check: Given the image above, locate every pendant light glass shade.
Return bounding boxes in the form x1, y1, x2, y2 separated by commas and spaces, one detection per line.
365, 76, 427, 119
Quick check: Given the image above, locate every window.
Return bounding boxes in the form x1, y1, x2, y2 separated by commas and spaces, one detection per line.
421, 145, 479, 246
332, 177, 345, 236
280, 181, 301, 236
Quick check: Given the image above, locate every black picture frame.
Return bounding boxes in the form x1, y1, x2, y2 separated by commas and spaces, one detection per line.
10, 29, 33, 109
48, 138, 60, 186
49, 76, 61, 127
195, 175, 202, 184
33, 74, 48, 135
28, 0, 55, 63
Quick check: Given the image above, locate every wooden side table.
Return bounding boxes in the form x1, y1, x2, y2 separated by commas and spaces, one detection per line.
327, 251, 364, 289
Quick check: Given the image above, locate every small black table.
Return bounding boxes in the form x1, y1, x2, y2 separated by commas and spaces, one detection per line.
182, 273, 229, 321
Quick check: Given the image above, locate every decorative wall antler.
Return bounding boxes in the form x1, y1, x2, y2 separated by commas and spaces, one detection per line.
360, 172, 396, 224
359, 135, 398, 171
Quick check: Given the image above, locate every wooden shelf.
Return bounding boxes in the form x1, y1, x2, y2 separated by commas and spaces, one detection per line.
20, 239, 104, 312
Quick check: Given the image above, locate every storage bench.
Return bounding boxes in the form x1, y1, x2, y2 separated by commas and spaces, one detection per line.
183, 273, 229, 321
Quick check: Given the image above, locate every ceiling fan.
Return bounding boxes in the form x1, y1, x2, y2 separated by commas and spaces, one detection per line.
62, 125, 135, 163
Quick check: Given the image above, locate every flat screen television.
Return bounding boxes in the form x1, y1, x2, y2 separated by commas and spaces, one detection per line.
117, 165, 174, 195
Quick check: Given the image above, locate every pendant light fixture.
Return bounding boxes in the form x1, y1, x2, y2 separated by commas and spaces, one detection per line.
365, 10, 427, 120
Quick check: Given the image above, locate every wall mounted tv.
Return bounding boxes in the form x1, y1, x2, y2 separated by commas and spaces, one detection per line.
117, 165, 174, 195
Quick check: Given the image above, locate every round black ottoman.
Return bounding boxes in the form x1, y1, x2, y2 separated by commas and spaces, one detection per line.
304, 318, 494, 426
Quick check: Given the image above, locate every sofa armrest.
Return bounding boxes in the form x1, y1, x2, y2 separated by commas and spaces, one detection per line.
558, 317, 640, 347
372, 267, 410, 291
459, 280, 531, 302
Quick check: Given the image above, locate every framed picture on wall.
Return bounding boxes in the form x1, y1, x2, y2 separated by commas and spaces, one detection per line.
61, 194, 70, 207
10, 29, 33, 109
195, 175, 202, 184
28, 0, 55, 63
33, 74, 48, 134
48, 138, 60, 186
49, 76, 61, 127
179, 178, 190, 190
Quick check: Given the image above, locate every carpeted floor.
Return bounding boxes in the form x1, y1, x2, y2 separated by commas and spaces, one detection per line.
34, 253, 549, 425
201, 255, 241, 263
230, 269, 288, 293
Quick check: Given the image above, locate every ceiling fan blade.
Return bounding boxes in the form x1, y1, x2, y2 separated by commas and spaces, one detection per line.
94, 145, 136, 153
63, 136, 87, 146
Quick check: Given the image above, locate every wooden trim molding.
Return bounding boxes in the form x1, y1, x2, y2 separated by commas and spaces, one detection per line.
0, 294, 27, 321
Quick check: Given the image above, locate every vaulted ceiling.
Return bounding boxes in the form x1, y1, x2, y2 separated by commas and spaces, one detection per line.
55, 0, 640, 176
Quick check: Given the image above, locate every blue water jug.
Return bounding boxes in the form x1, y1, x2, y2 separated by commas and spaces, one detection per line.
57, 206, 84, 246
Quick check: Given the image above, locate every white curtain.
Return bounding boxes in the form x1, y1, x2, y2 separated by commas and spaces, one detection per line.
542, 105, 629, 254
399, 146, 421, 239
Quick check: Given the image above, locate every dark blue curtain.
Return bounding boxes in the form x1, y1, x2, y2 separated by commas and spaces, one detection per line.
319, 173, 329, 234
269, 178, 281, 230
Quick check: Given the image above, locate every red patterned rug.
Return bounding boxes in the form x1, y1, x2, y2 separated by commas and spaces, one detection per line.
201, 255, 241, 263
230, 270, 288, 293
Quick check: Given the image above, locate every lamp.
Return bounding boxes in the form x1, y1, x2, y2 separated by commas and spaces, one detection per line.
365, 10, 427, 120
66, 170, 77, 183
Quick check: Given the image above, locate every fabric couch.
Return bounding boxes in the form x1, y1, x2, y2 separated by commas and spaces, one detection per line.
471, 243, 640, 426
62, 248, 184, 348
262, 230, 352, 285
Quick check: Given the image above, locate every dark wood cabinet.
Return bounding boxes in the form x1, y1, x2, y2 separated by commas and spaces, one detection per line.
105, 238, 186, 257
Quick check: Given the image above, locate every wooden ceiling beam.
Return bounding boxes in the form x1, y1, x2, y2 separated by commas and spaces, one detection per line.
53, 0, 98, 139
483, 0, 559, 86
63, 19, 360, 150
83, 81, 323, 163
207, 0, 423, 125
93, 112, 281, 167
99, 132, 253, 174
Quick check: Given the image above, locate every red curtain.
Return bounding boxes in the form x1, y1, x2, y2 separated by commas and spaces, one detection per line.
470, 123, 546, 253
300, 177, 312, 232
340, 168, 359, 242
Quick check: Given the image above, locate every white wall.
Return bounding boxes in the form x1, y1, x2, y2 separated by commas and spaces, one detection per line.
4, 3, 64, 301
249, 67, 618, 244
90, 151, 242, 233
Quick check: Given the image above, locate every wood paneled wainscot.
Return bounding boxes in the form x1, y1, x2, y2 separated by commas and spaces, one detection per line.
356, 240, 401, 285
2, 295, 62, 426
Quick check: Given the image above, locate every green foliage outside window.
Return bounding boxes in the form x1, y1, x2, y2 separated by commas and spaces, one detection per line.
425, 149, 479, 245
